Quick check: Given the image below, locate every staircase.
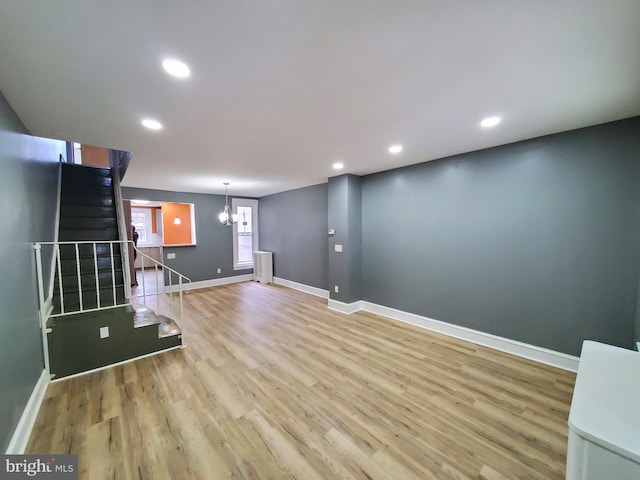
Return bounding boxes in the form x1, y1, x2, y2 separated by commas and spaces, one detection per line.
34, 162, 189, 379
53, 163, 126, 313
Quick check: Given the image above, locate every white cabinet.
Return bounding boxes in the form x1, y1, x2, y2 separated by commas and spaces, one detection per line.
134, 246, 162, 269
566, 341, 640, 479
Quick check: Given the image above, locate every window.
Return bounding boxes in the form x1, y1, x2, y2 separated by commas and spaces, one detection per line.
130, 209, 149, 243
232, 198, 258, 270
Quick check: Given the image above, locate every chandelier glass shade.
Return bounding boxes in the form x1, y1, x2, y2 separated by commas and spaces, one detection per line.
218, 183, 238, 226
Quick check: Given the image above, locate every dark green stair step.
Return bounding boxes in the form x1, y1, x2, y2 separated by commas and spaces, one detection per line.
60, 205, 116, 218
58, 228, 120, 242
58, 243, 122, 258
60, 192, 114, 207
59, 216, 118, 230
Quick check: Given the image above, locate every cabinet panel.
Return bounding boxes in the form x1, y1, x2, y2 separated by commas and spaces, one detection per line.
134, 246, 162, 268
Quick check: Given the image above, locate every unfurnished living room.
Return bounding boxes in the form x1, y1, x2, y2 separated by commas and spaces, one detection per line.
1, 2, 639, 480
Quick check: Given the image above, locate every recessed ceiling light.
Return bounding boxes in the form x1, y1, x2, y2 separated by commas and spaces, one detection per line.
333, 162, 344, 170
388, 145, 403, 154
480, 116, 501, 128
141, 118, 163, 130
162, 58, 191, 78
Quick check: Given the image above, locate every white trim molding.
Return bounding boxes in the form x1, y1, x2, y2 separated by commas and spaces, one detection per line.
6, 369, 49, 454
232, 198, 259, 271
274, 277, 329, 299
360, 301, 579, 372
327, 299, 364, 315
164, 274, 254, 293
324, 297, 579, 372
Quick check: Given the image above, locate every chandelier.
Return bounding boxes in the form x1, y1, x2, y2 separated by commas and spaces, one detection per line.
218, 182, 238, 226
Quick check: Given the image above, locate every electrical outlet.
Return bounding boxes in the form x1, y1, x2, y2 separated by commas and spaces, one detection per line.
334, 285, 339, 293
334, 244, 343, 253
99, 326, 109, 339
167, 253, 176, 259
217, 268, 221, 274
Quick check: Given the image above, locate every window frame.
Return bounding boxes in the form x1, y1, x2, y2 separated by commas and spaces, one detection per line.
232, 198, 259, 270
131, 208, 151, 245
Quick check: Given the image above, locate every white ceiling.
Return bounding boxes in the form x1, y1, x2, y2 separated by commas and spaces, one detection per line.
1, 1, 639, 197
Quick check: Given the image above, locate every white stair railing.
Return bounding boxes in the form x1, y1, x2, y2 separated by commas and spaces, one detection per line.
34, 240, 191, 345
131, 246, 191, 346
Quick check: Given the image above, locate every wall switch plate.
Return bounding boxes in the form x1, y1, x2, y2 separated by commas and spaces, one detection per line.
167, 253, 176, 259
217, 268, 221, 274
99, 326, 109, 339
334, 244, 343, 253
328, 229, 335, 235
334, 285, 339, 293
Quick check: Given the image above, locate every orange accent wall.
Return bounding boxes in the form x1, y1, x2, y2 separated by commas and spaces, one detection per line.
81, 144, 111, 168
162, 203, 193, 245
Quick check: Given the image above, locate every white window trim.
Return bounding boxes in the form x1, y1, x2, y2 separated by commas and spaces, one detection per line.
131, 207, 152, 245
232, 198, 259, 270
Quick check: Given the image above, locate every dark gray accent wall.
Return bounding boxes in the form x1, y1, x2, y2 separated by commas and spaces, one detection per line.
121, 187, 253, 282
0, 91, 66, 451
259, 183, 328, 290
362, 117, 640, 356
328, 175, 362, 303
47, 306, 180, 379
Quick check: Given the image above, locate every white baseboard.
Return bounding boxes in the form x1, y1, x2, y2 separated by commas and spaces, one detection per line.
324, 297, 579, 372
51, 345, 182, 382
327, 299, 364, 315
636, 341, 640, 352
274, 277, 329, 299
360, 301, 579, 372
6, 369, 49, 454
165, 274, 254, 293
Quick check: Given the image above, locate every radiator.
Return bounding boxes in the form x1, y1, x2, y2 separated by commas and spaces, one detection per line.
253, 251, 273, 284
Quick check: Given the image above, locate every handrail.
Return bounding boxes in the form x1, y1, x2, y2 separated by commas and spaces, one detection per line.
111, 166, 132, 299
34, 240, 192, 285
34, 239, 191, 364
131, 244, 190, 347
131, 245, 192, 284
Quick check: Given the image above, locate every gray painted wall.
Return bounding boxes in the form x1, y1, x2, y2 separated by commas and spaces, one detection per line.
0, 91, 66, 451
347, 176, 363, 302
121, 187, 253, 282
259, 183, 328, 290
328, 175, 362, 303
362, 117, 640, 356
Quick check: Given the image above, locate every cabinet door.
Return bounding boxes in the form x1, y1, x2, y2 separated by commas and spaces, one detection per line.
582, 440, 639, 480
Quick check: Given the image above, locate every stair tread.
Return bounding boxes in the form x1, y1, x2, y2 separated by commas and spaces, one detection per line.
62, 164, 111, 174
133, 306, 161, 328
60, 206, 116, 217
60, 195, 114, 205
61, 185, 113, 195
59, 230, 120, 241
157, 315, 181, 338
59, 267, 124, 275
59, 227, 119, 232
55, 283, 126, 293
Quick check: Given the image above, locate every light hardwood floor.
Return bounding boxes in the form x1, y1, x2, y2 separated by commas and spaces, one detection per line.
28, 281, 576, 479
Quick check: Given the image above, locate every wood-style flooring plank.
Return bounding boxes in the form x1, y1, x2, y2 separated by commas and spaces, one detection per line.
27, 282, 576, 479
